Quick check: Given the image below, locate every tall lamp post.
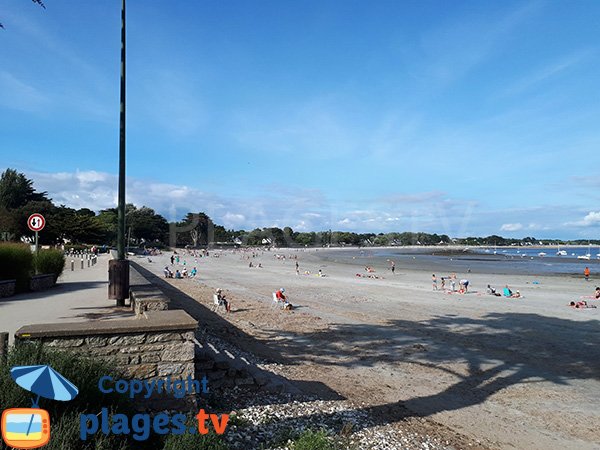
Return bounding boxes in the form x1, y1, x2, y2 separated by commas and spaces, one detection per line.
108, 0, 129, 306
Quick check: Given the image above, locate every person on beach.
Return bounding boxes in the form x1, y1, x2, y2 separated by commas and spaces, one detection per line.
190, 267, 197, 277
170, 255, 175, 265
441, 277, 446, 290
584, 267, 590, 281
487, 284, 501, 296
595, 286, 600, 299
569, 300, 597, 309
503, 285, 521, 298
275, 287, 293, 309
459, 279, 469, 293
391, 261, 395, 274
175, 270, 182, 279
163, 266, 173, 278
276, 288, 287, 302
216, 288, 231, 313
450, 278, 456, 292
432, 274, 438, 290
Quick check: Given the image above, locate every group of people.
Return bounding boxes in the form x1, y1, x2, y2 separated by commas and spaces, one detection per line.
163, 266, 197, 279
212, 287, 295, 314
432, 273, 468, 293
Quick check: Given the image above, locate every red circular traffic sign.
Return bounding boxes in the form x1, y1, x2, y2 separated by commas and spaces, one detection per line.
28, 213, 46, 232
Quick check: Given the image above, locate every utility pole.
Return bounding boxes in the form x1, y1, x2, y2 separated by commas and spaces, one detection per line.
108, 0, 129, 306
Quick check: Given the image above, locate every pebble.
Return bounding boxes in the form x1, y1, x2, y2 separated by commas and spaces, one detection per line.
203, 332, 459, 450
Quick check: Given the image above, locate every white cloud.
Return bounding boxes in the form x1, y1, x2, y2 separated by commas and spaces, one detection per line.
19, 169, 592, 238
568, 211, 600, 227
501, 223, 524, 232
222, 213, 246, 228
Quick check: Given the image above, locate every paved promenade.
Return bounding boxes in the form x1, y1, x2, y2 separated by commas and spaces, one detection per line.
0, 253, 131, 344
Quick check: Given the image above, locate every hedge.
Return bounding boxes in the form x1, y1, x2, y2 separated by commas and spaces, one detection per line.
0, 243, 33, 292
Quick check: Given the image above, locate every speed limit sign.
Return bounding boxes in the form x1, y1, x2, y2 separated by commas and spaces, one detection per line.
28, 213, 46, 232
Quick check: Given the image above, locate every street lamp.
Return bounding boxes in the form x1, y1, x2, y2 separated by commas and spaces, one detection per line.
108, 0, 129, 306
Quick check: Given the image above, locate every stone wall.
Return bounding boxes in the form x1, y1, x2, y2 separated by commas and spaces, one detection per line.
0, 279, 16, 298
130, 288, 170, 318
30, 274, 56, 291
42, 330, 195, 380
15, 310, 198, 410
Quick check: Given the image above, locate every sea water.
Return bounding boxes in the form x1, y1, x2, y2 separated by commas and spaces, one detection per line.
316, 247, 600, 276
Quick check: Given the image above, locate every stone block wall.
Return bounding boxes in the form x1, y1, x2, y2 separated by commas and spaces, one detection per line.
42, 331, 195, 381
15, 310, 199, 411
30, 274, 56, 291
130, 291, 170, 318
0, 280, 16, 298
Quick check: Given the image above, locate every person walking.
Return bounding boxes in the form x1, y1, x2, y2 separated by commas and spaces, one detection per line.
584, 266, 590, 281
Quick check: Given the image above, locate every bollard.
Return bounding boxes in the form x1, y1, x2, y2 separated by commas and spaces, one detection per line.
81, 259, 84, 269
71, 260, 75, 271
87, 259, 90, 267
0, 332, 8, 364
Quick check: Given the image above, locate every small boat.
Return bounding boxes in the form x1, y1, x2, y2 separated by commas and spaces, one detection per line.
578, 243, 593, 260
538, 252, 547, 257
557, 250, 567, 256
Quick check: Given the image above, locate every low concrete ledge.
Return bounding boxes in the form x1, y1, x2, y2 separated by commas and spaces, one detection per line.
0, 279, 16, 298
15, 310, 197, 339
130, 286, 170, 317
30, 274, 56, 291
129, 268, 170, 317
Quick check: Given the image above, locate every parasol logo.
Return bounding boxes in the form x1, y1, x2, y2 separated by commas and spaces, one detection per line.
1, 365, 78, 449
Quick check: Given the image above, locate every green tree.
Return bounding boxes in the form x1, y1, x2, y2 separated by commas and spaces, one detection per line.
127, 206, 168, 244
0, 169, 49, 210
172, 212, 214, 247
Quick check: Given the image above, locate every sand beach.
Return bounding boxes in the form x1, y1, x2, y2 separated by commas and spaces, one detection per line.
138, 247, 600, 449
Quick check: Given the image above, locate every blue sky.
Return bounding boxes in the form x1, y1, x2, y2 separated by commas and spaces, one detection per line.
1, 0, 599, 238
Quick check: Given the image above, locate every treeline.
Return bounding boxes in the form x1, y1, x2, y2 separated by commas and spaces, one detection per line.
0, 169, 169, 247
1, 169, 597, 248
457, 235, 600, 246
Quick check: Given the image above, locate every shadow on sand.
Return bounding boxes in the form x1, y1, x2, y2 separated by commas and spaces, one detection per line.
131, 262, 600, 438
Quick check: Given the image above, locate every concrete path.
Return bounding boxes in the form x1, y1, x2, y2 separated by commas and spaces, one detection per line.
0, 253, 132, 344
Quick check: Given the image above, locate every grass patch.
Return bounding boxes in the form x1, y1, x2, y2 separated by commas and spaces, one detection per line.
291, 429, 335, 450
0, 343, 230, 449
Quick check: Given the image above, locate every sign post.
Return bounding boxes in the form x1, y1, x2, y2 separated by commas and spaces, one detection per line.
27, 213, 46, 256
